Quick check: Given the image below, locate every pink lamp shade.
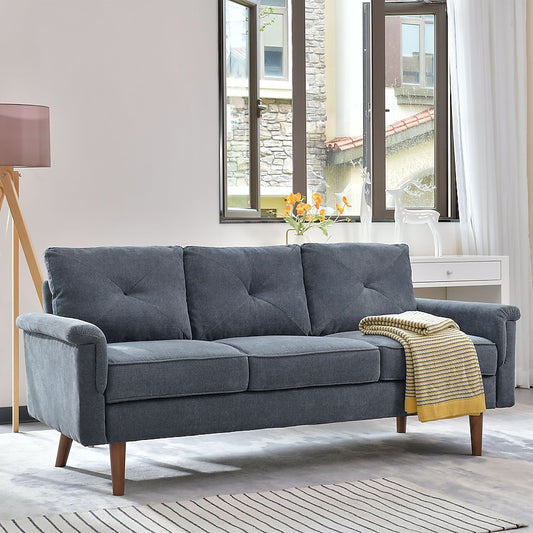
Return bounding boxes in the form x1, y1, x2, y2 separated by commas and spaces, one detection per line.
0, 103, 50, 168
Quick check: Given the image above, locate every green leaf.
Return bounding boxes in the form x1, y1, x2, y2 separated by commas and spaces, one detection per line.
284, 217, 301, 232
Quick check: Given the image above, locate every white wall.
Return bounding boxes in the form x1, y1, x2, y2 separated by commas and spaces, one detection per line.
527, 2, 533, 278
0, 0, 461, 410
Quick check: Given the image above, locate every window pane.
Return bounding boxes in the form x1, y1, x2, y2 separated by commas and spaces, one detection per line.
385, 13, 436, 210
425, 21, 434, 87
262, 0, 286, 6
262, 13, 285, 78
259, 97, 293, 218
258, 91, 293, 217
264, 46, 283, 77
402, 23, 420, 84
258, 4, 292, 218
226, 2, 249, 79
306, 0, 364, 218
225, 0, 252, 210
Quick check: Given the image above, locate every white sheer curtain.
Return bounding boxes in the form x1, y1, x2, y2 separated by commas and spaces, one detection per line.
448, 0, 532, 387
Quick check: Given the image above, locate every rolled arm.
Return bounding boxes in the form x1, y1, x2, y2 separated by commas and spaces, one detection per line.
416, 298, 520, 407
16, 312, 109, 445
17, 312, 107, 347
416, 298, 520, 355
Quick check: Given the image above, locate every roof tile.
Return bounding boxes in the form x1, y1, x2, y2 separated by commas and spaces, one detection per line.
326, 108, 434, 152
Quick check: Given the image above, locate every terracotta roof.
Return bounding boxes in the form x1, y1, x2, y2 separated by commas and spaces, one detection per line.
326, 108, 434, 152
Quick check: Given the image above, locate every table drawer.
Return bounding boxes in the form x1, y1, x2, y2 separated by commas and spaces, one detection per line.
411, 261, 501, 283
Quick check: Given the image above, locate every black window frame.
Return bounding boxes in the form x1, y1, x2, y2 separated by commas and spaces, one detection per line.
371, 0, 454, 220
219, 0, 456, 223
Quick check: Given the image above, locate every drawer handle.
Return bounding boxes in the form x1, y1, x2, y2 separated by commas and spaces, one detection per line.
446, 270, 453, 276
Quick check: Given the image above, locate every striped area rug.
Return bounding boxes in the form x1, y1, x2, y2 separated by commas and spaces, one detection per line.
1, 478, 526, 533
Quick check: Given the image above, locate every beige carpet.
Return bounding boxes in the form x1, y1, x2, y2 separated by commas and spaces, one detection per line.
0, 477, 526, 532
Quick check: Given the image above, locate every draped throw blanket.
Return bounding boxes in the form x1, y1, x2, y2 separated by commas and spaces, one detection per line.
359, 311, 486, 422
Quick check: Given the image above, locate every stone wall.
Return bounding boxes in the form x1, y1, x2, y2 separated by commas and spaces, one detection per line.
226, 96, 250, 191
259, 99, 293, 189
305, 0, 328, 199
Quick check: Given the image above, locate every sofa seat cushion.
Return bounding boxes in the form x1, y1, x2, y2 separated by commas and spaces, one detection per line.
328, 331, 498, 379
106, 340, 249, 403
184, 245, 311, 340
301, 243, 417, 336
215, 335, 380, 391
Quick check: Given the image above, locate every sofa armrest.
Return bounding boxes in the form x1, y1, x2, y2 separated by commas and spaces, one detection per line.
16, 313, 108, 445
416, 298, 520, 407
17, 312, 107, 349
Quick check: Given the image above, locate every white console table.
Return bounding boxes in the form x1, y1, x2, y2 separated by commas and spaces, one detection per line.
410, 255, 509, 304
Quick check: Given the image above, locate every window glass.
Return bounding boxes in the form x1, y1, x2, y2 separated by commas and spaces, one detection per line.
262, 13, 285, 78
306, 0, 363, 218
225, 1, 253, 211
226, 2, 249, 80
425, 20, 434, 87
257, 1, 292, 218
402, 22, 420, 84
385, 13, 436, 210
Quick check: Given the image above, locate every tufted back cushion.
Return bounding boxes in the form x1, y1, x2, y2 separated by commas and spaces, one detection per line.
184, 245, 311, 340
45, 246, 192, 343
301, 242, 417, 335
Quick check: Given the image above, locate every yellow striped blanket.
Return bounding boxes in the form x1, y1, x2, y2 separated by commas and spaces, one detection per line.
359, 310, 486, 422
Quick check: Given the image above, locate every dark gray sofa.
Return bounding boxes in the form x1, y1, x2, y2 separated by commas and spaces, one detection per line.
16, 242, 520, 495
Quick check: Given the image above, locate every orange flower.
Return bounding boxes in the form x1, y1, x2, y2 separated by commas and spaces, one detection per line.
284, 191, 351, 240
296, 202, 307, 216
285, 192, 302, 205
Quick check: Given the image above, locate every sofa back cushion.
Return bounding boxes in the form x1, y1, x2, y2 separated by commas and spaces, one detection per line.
184, 245, 311, 340
301, 242, 417, 335
45, 246, 192, 343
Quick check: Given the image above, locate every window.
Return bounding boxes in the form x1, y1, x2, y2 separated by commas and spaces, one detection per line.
222, 0, 260, 217
219, 0, 455, 222
374, 1, 451, 218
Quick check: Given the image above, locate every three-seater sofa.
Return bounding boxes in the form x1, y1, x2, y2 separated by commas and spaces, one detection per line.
16, 242, 520, 495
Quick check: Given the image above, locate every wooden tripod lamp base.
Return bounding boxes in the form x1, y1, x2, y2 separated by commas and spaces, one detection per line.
0, 168, 45, 300
0, 103, 50, 433
0, 168, 45, 432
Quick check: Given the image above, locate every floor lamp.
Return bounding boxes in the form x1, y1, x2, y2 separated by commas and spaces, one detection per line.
0, 104, 50, 432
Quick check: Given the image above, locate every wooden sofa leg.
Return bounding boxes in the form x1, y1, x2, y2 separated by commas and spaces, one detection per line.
110, 442, 126, 496
396, 416, 407, 433
55, 434, 73, 467
469, 414, 483, 456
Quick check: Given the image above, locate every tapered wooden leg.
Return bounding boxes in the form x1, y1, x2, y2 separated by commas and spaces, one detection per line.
396, 416, 407, 433
469, 414, 483, 456
110, 442, 126, 496
55, 434, 73, 467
